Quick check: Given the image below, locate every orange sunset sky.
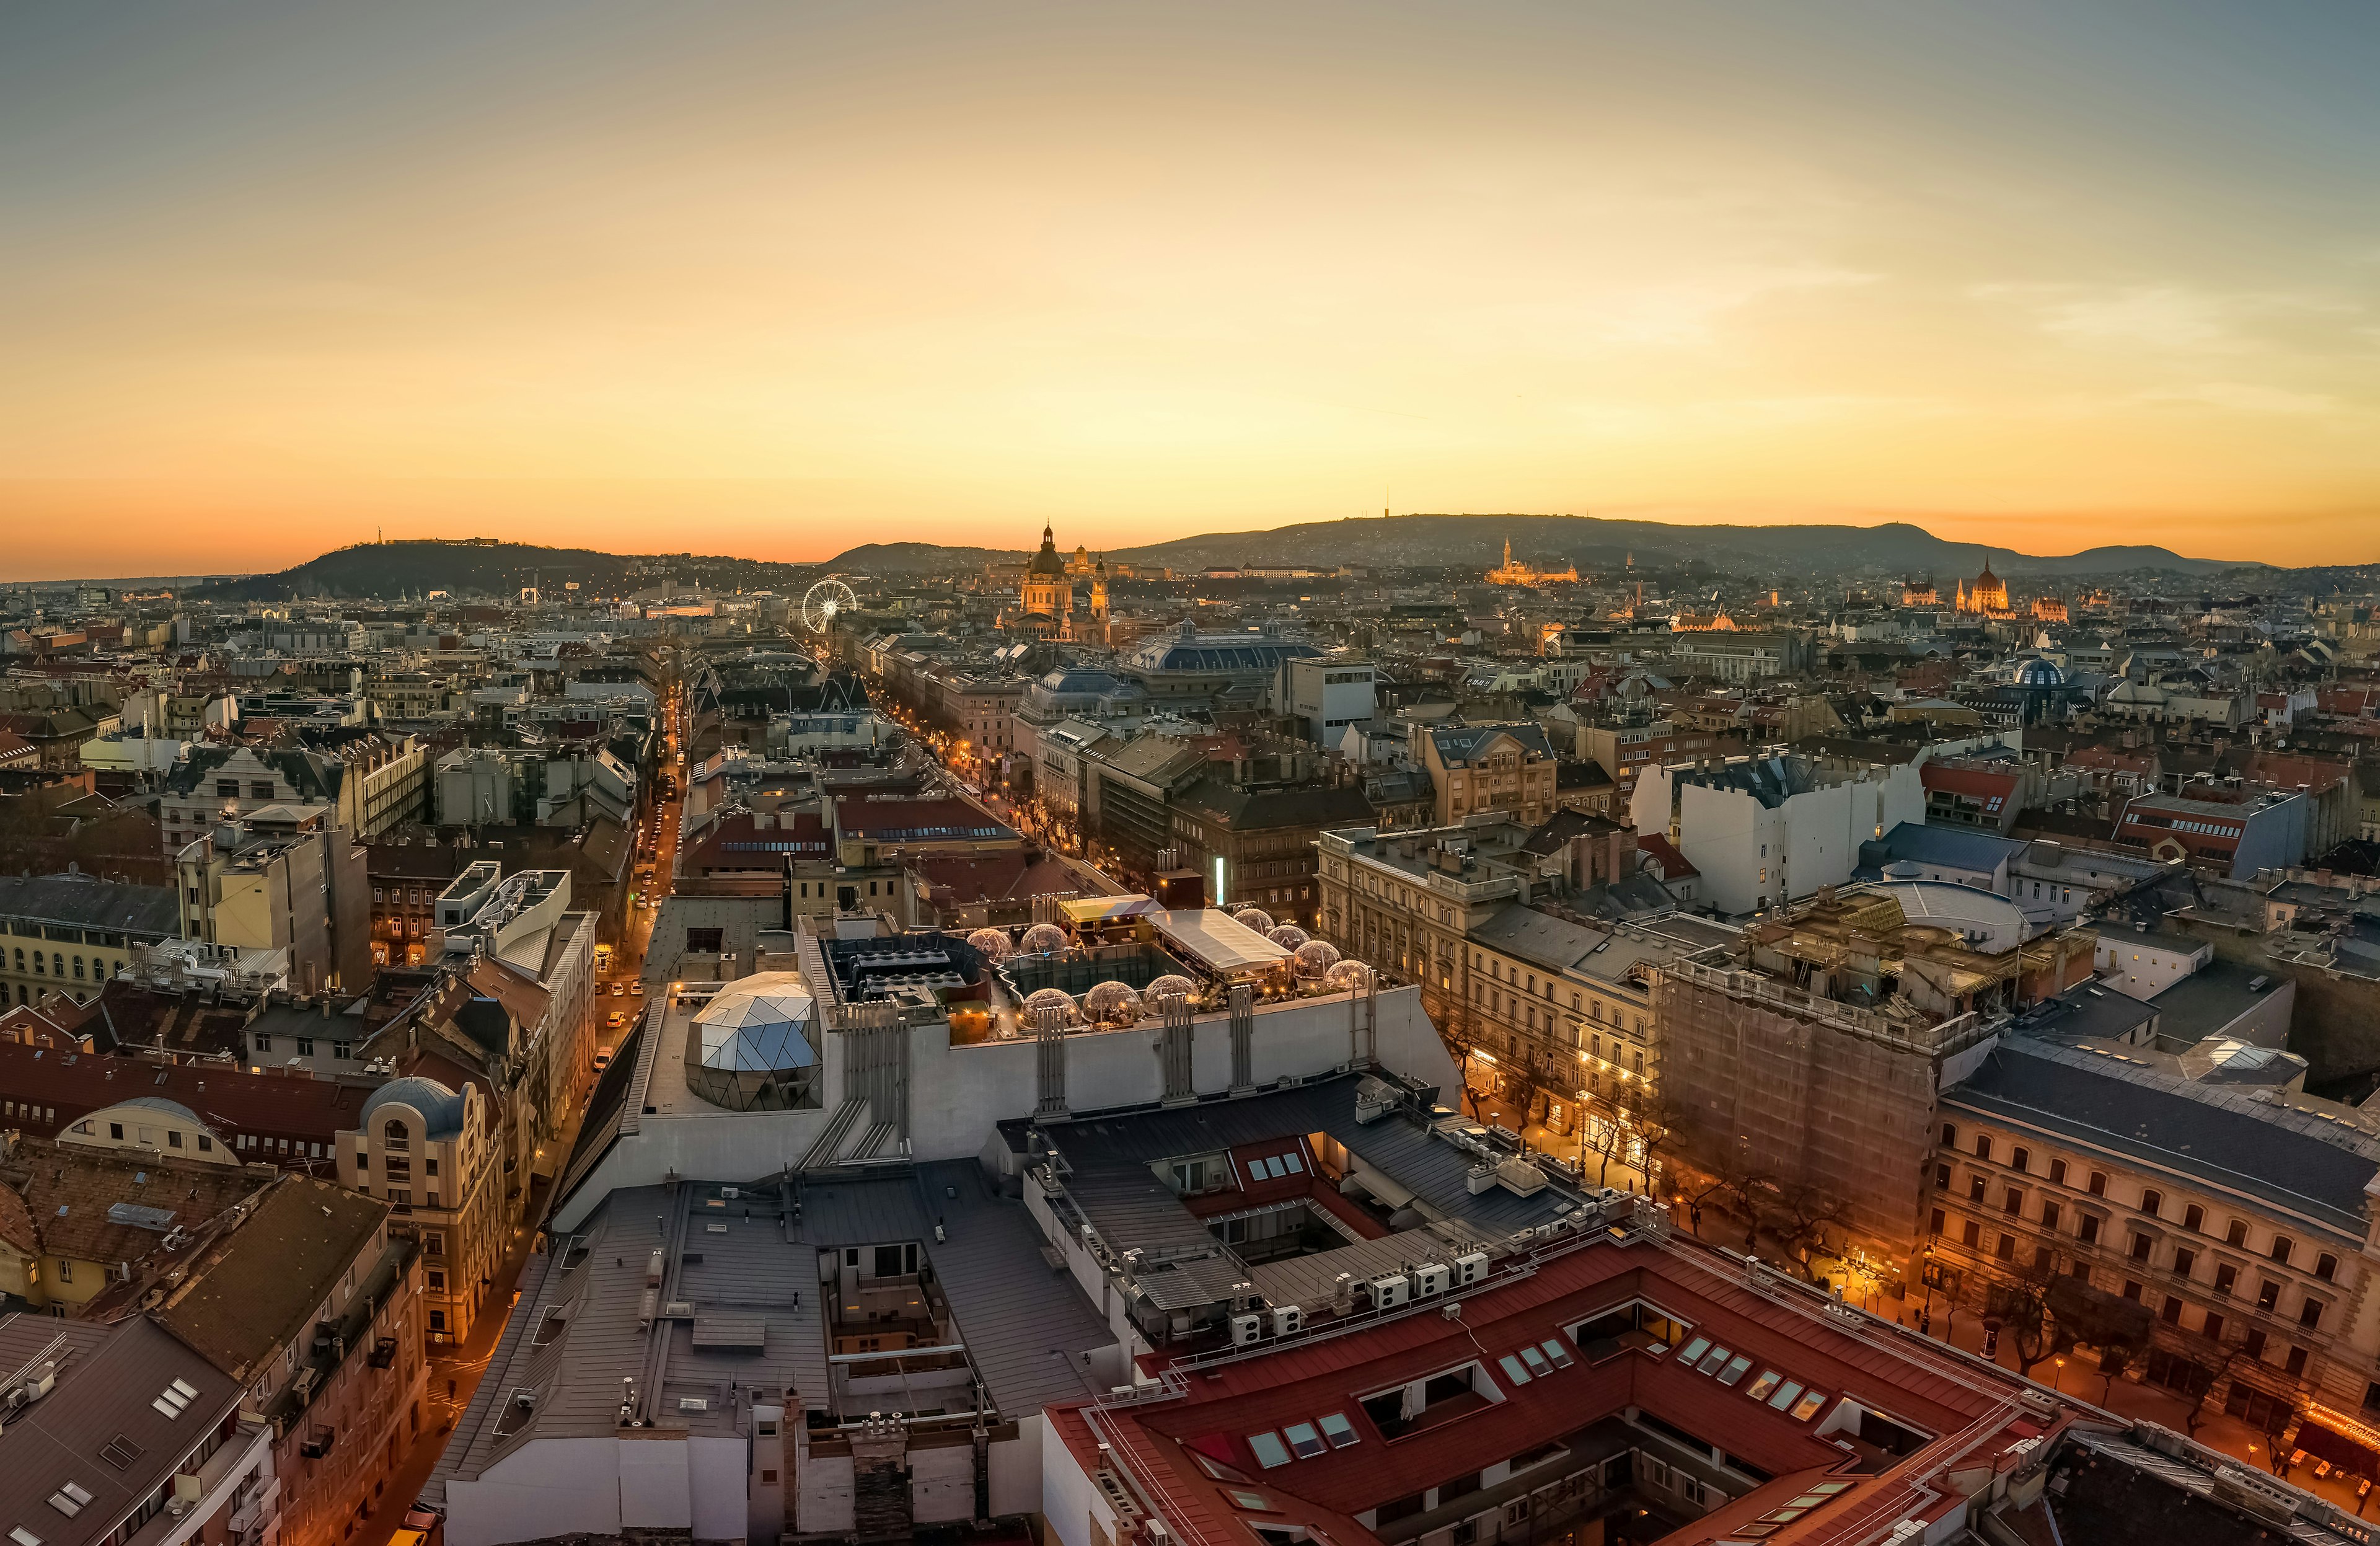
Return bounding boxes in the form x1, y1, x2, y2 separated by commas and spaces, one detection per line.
2, 2, 2376, 579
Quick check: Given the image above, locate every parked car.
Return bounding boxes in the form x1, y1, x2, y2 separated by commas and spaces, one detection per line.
629, 981, 645, 996
606, 1010, 627, 1030
593, 1046, 614, 1072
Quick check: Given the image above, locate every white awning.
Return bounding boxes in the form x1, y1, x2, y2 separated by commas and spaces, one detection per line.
1149, 909, 1292, 976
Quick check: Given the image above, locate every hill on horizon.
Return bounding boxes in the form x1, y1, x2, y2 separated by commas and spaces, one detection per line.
826, 513, 2254, 580
188, 539, 819, 601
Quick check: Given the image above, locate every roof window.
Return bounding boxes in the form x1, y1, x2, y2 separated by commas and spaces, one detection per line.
1316, 1411, 1358, 1449
1283, 1422, 1326, 1460
1247, 1431, 1292, 1469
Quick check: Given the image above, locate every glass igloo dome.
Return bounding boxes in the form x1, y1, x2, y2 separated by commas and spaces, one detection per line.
684, 972, 820, 1111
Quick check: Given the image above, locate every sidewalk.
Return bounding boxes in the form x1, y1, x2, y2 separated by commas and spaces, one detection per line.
354, 1185, 549, 1546
1463, 1089, 1654, 1195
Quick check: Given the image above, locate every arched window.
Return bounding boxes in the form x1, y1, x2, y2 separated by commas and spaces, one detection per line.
72, 956, 84, 980
51, 953, 63, 977
384, 1119, 410, 1148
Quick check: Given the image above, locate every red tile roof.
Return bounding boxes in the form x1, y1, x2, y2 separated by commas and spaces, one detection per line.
1057, 1234, 2069, 1546
1636, 833, 1699, 880
0, 1040, 371, 1160
1919, 764, 2021, 800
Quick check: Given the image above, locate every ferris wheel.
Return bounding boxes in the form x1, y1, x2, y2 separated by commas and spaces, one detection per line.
801, 578, 858, 633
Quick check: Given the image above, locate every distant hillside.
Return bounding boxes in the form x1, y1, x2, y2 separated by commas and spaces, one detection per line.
826, 541, 1022, 576
1104, 515, 2251, 579
189, 541, 819, 601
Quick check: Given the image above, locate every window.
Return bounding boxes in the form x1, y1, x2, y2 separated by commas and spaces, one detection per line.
2173, 1247, 2195, 1279
2286, 1347, 2309, 1378
1962, 1221, 1980, 1248
2129, 1232, 2151, 1261
429, 1311, 447, 1332
2002, 1188, 2021, 1216
2299, 1300, 2325, 1330
1994, 1234, 2014, 1261
2184, 1203, 2204, 1232
2270, 1237, 2294, 1267
1929, 1208, 1946, 1236
2317, 1252, 2338, 1282
2049, 1158, 2068, 1185
2257, 1279, 2281, 1312
1283, 1423, 1326, 1460
2215, 1263, 2238, 1296
2040, 1201, 2061, 1231
2078, 1216, 2100, 1245
2087, 1171, 2107, 1196
1941, 1123, 1957, 1147
1934, 1164, 1951, 1191
2009, 1146, 2030, 1173
1973, 1135, 1992, 1161
2204, 1312, 2226, 1342
108, 1123, 123, 1141
2140, 1189, 2162, 1218
1316, 1412, 1358, 1449
2244, 1328, 2268, 1360
2226, 1219, 2248, 1247
2162, 1296, 2183, 1324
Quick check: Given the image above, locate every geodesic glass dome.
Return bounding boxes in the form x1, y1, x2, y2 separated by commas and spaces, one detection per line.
1144, 974, 1199, 1009
1292, 940, 1342, 979
1020, 923, 1071, 955
683, 973, 821, 1111
1082, 981, 1144, 1028
1022, 986, 1081, 1028
1325, 958, 1373, 992
1266, 924, 1310, 951
967, 927, 1011, 961
1232, 908, 1275, 934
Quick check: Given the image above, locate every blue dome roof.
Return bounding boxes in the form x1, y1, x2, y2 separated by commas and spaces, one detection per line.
2014, 658, 2065, 687
363, 1076, 467, 1139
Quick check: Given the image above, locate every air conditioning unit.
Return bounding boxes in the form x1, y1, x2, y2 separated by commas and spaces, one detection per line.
1453, 1252, 1488, 1286
1369, 1273, 1410, 1310
1270, 1305, 1304, 1336
1412, 1263, 1452, 1297
1229, 1313, 1264, 1347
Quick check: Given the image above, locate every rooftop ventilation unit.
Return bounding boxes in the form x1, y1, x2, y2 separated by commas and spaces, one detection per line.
1229, 1313, 1264, 1348
1269, 1305, 1303, 1336
1368, 1274, 1410, 1310
1453, 1252, 1488, 1287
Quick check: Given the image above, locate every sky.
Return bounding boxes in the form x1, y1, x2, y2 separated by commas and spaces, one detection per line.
2, 1, 2377, 580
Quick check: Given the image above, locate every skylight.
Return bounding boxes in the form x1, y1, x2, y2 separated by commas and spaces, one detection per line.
1496, 1354, 1532, 1385
1317, 1412, 1358, 1448
1283, 1422, 1326, 1460
1247, 1431, 1292, 1469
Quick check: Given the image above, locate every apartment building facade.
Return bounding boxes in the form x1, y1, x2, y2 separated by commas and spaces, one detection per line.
1929, 1036, 2380, 1447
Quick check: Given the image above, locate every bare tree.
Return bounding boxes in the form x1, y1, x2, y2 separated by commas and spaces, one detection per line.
1764, 1182, 1851, 1282
1985, 1272, 2059, 1377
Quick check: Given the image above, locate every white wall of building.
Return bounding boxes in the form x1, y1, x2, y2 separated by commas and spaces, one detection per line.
554, 984, 1458, 1233
2098, 933, 2212, 998
1635, 761, 1922, 915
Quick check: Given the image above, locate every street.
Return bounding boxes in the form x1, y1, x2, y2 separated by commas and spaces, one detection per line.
358, 677, 693, 1544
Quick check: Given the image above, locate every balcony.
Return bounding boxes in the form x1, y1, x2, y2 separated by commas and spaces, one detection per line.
299, 1424, 335, 1460
368, 1336, 398, 1369
228, 1477, 280, 1536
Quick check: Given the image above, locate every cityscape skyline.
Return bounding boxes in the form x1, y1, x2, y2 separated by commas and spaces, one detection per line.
5, 1, 2379, 578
